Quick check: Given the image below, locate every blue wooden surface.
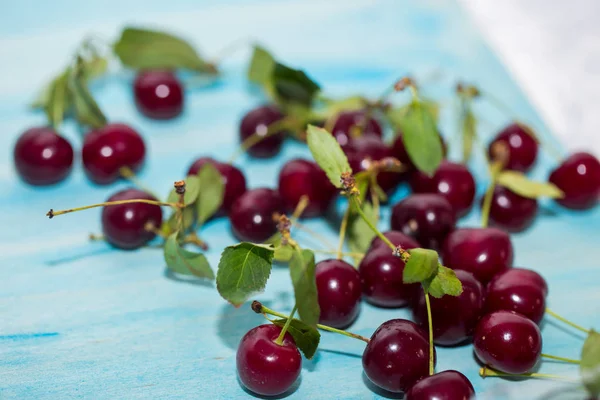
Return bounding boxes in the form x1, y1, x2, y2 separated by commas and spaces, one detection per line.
0, 0, 598, 399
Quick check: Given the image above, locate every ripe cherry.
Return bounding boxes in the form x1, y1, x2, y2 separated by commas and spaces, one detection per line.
405, 370, 475, 400
330, 110, 382, 147
485, 186, 538, 232
474, 310, 542, 374
390, 193, 456, 250
362, 319, 435, 393
315, 259, 362, 328
549, 152, 600, 210
229, 188, 283, 242
239, 105, 286, 158
82, 123, 146, 185
133, 70, 184, 119
442, 227, 513, 284
488, 123, 538, 172
413, 270, 485, 346
236, 324, 301, 397
13, 127, 74, 185
368, 230, 420, 252
101, 188, 163, 250
391, 131, 447, 172
278, 159, 337, 218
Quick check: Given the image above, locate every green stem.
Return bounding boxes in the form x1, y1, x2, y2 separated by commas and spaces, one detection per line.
119, 166, 160, 200
336, 204, 351, 259
424, 291, 435, 376
47, 199, 179, 219
481, 160, 503, 228
479, 366, 578, 383
541, 353, 580, 364
275, 305, 297, 345
229, 116, 295, 163
350, 196, 394, 251
545, 308, 590, 334
313, 250, 365, 258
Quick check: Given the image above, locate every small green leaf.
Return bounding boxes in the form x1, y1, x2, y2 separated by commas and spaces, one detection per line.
69, 57, 107, 129
166, 176, 201, 206
497, 171, 564, 199
163, 233, 214, 279
424, 266, 463, 298
44, 69, 71, 130
216, 242, 274, 307
403, 248, 439, 284
272, 62, 320, 107
247, 45, 275, 86
195, 164, 225, 226
348, 201, 377, 255
306, 125, 352, 188
162, 206, 196, 236
289, 249, 320, 326
461, 105, 476, 163
272, 318, 320, 359
82, 55, 109, 81
386, 99, 440, 130
581, 330, 600, 398
274, 245, 294, 262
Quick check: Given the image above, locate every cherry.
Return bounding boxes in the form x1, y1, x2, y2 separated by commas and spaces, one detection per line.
101, 188, 163, 250
391, 131, 447, 172
133, 70, 184, 120
362, 319, 435, 393
236, 324, 301, 397
315, 259, 362, 328
278, 159, 337, 218
187, 157, 247, 214
488, 123, 538, 172
405, 370, 475, 400
82, 123, 146, 185
485, 186, 538, 232
359, 246, 419, 308
13, 127, 74, 185
229, 188, 283, 242
368, 230, 420, 252
549, 152, 600, 210
412, 270, 485, 346
410, 161, 476, 218
485, 268, 547, 324
239, 105, 286, 158
442, 227, 513, 284
474, 310, 542, 374
390, 193, 456, 250
330, 110, 382, 147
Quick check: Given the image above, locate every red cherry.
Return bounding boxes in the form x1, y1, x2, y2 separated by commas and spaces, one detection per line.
229, 188, 283, 242
236, 324, 301, 397
485, 186, 538, 232
406, 370, 475, 400
82, 123, 146, 185
488, 123, 538, 172
549, 152, 600, 210
368, 230, 420, 252
239, 105, 286, 158
330, 110, 382, 147
13, 127, 74, 185
101, 189, 163, 250
315, 259, 362, 328
133, 70, 183, 119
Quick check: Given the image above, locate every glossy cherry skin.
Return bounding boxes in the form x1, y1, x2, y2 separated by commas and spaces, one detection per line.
368, 230, 420, 252
315, 259, 362, 328
13, 127, 74, 185
488, 123, 538, 172
474, 310, 542, 374
442, 227, 514, 284
363, 319, 435, 393
359, 246, 419, 308
229, 188, 283, 242
133, 70, 184, 119
411, 161, 476, 218
278, 159, 337, 217
413, 270, 485, 346
390, 194, 456, 250
330, 110, 382, 147
101, 189, 163, 250
549, 152, 600, 210
236, 324, 301, 397
485, 186, 538, 232
187, 157, 247, 214
405, 370, 475, 400
239, 105, 285, 158
82, 123, 146, 185
391, 131, 448, 172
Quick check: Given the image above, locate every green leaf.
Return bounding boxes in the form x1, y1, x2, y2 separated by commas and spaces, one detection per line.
69, 57, 107, 129
161, 206, 196, 236
461, 105, 476, 163
163, 233, 214, 279
319, 95, 368, 119
265, 234, 294, 263
306, 125, 352, 188
166, 176, 201, 206
44, 69, 71, 130
289, 249, 320, 326
581, 330, 600, 398
272, 318, 320, 359
497, 171, 564, 199
216, 242, 274, 307
424, 266, 463, 298
403, 248, 439, 284
272, 62, 320, 107
386, 99, 440, 130
195, 164, 225, 226
247, 45, 275, 86
348, 201, 377, 255
82, 55, 109, 81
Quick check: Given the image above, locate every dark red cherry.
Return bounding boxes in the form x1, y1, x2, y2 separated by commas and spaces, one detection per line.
485, 186, 538, 232
359, 247, 419, 308
13, 127, 74, 185
133, 70, 183, 120
229, 188, 283, 242
187, 157, 247, 214
474, 310, 542, 374
278, 159, 337, 217
330, 110, 382, 147
362, 319, 435, 393
390, 194, 456, 250
101, 188, 163, 250
315, 259, 362, 328
411, 161, 476, 218
488, 123, 538, 172
549, 152, 600, 210
442, 227, 513, 284
413, 270, 485, 346
493, 267, 548, 297
82, 123, 146, 185
239, 105, 285, 158
391, 131, 448, 172
236, 324, 301, 397
368, 230, 420, 252
406, 370, 475, 400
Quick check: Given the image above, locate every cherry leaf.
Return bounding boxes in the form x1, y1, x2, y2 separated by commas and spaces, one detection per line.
461, 103, 477, 163
306, 125, 352, 188
163, 233, 214, 279
272, 62, 320, 107
497, 171, 564, 199
272, 318, 320, 359
44, 69, 72, 130
581, 330, 600, 398
161, 206, 196, 236
195, 163, 225, 226
289, 249, 320, 326
403, 248, 439, 284
247, 45, 275, 86
69, 56, 107, 129
348, 201, 377, 255
424, 265, 463, 298
166, 176, 201, 206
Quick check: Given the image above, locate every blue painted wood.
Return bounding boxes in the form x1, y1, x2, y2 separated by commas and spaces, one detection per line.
0, 1, 598, 399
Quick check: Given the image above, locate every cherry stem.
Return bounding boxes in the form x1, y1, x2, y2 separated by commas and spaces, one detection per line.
350, 196, 394, 251
182, 232, 209, 251
424, 291, 435, 376
291, 196, 309, 221
144, 223, 168, 240
480, 160, 504, 228
545, 308, 590, 334
293, 222, 336, 252
541, 353, 581, 364
369, 175, 381, 220
313, 250, 364, 258
336, 205, 351, 259
89, 233, 105, 241
47, 199, 179, 219
119, 166, 160, 199
208, 37, 253, 67
228, 116, 296, 164
274, 304, 297, 345
479, 366, 578, 383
